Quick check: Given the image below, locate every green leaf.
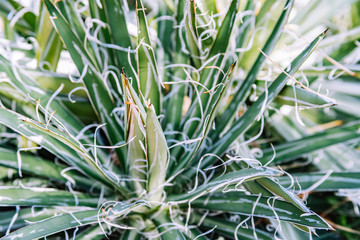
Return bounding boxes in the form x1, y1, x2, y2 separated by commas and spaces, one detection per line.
19, 116, 130, 197
44, 0, 127, 166
168, 167, 282, 201
0, 209, 99, 240
184, 0, 201, 68
0, 187, 99, 207
0, 54, 84, 137
88, 0, 115, 69
26, 70, 86, 97
278, 171, 360, 192
256, 177, 309, 212
165, 0, 188, 131
235, 0, 256, 51
208, 0, 240, 59
146, 105, 168, 201
76, 225, 106, 240
0, 108, 130, 198
190, 193, 332, 229
239, 0, 285, 71
123, 72, 147, 122
152, 211, 186, 240
261, 120, 360, 164
55, 0, 102, 69
126, 94, 147, 194
0, 148, 93, 189
207, 29, 327, 165
0, 208, 54, 233
181, 0, 240, 139
0, 0, 36, 35
157, 4, 174, 61
102, 0, 138, 89
76, 225, 105, 240
0, 202, 142, 240
36, 2, 62, 70
170, 63, 236, 175
256, 80, 336, 107
120, 229, 142, 240
213, 0, 294, 137
191, 213, 273, 240
202, 0, 217, 15
136, 0, 161, 114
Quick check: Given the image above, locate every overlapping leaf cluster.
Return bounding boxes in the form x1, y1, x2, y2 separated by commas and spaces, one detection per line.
0, 0, 359, 239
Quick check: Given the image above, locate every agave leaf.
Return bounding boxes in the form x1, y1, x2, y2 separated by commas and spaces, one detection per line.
88, 0, 115, 70
55, 0, 102, 69
258, 81, 336, 107
180, 222, 210, 240
123, 72, 147, 122
202, 0, 217, 15
102, 0, 137, 89
44, 0, 127, 166
76, 225, 105, 240
0, 202, 142, 240
136, 0, 161, 114
0, 210, 100, 240
232, 161, 308, 213
26, 70, 86, 97
36, 1, 62, 70
239, 0, 286, 71
165, 0, 188, 130
0, 0, 36, 35
19, 116, 130, 197
319, 26, 360, 49
191, 214, 273, 240
0, 108, 95, 176
54, 0, 86, 46
261, 120, 360, 164
0, 54, 84, 136
0, 187, 99, 207
3, 17, 15, 41
207, 0, 240, 59
235, 0, 256, 52
300, 65, 360, 78
351, 0, 360, 26
255, 0, 281, 26
0, 108, 130, 197
168, 167, 282, 201
126, 97, 147, 194
182, 30, 327, 181
278, 222, 310, 240
146, 105, 168, 201
88, 1, 112, 44
278, 172, 360, 192
213, 0, 294, 138
120, 229, 142, 240
157, 4, 174, 61
181, 0, 240, 138
170, 63, 235, 175
207, 30, 327, 164
190, 193, 331, 229
184, 0, 201, 68
320, 77, 360, 97
0, 148, 93, 188
0, 208, 55, 233
152, 211, 187, 239
256, 177, 309, 212
290, 0, 354, 37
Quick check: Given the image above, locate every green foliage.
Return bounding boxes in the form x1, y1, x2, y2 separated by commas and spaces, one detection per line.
0, 0, 359, 239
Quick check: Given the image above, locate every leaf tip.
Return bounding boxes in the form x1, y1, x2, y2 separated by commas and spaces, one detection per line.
323, 28, 329, 36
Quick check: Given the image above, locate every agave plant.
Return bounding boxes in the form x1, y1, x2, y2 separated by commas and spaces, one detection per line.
0, 0, 359, 239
